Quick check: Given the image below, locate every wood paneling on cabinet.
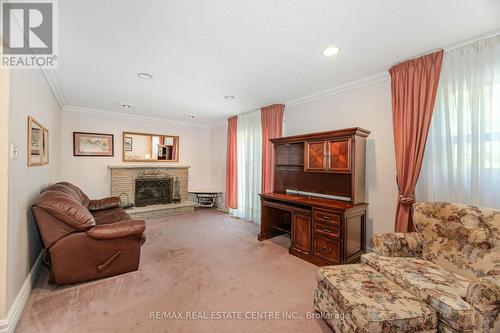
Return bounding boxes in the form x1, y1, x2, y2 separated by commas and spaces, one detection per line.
327, 139, 351, 172
305, 141, 326, 171
292, 213, 311, 253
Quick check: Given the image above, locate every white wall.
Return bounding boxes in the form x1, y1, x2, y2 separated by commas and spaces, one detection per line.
7, 70, 62, 310
60, 109, 211, 198
284, 80, 398, 242
0, 69, 10, 319
209, 123, 228, 209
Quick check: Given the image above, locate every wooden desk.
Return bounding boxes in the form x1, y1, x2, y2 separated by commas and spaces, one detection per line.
259, 192, 367, 266
258, 128, 370, 266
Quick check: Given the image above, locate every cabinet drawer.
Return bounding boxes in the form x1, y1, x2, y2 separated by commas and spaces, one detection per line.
314, 222, 340, 239
314, 235, 340, 263
313, 209, 341, 225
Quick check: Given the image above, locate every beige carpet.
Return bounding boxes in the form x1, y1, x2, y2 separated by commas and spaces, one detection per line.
16, 209, 331, 333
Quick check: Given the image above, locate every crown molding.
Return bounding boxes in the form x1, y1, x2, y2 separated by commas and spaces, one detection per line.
40, 71, 210, 129
41, 69, 66, 110
63, 106, 211, 129
285, 71, 389, 108
209, 121, 228, 129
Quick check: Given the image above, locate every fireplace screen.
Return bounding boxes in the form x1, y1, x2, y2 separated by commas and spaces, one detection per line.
135, 177, 173, 207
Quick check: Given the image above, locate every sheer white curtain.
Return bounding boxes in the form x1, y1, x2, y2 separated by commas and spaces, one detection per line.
416, 35, 500, 208
230, 110, 262, 223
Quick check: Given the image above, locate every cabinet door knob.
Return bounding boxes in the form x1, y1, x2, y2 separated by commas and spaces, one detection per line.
320, 247, 332, 254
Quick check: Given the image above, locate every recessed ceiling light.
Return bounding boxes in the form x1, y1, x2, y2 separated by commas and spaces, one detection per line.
137, 72, 154, 80
322, 46, 340, 57
185, 113, 196, 119
118, 102, 135, 109
224, 95, 235, 100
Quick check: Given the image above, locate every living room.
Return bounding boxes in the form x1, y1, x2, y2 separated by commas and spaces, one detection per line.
1, 1, 499, 333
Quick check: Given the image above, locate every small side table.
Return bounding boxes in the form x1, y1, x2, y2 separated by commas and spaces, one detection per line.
189, 191, 222, 208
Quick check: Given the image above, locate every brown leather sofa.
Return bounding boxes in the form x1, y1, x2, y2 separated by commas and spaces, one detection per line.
32, 182, 146, 285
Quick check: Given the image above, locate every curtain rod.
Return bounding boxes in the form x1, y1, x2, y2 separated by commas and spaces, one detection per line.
401, 29, 500, 62
444, 29, 500, 52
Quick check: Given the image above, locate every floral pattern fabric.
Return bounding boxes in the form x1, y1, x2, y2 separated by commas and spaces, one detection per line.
413, 202, 500, 280
315, 264, 437, 333
466, 276, 500, 313
372, 232, 424, 257
466, 276, 500, 332
362, 252, 474, 331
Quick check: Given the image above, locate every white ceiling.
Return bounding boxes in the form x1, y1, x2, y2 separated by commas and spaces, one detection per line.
55, 0, 500, 124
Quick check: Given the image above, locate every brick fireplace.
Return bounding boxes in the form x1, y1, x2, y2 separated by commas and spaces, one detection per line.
109, 165, 190, 208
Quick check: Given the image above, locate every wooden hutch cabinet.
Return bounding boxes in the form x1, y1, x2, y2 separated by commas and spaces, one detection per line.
258, 127, 370, 266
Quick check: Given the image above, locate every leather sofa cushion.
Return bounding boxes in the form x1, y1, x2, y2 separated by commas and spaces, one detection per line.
58, 181, 91, 207
88, 197, 121, 211
92, 207, 132, 225
33, 190, 95, 231
47, 182, 91, 207
86, 219, 146, 240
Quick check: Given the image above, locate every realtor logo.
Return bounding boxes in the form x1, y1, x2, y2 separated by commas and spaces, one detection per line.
1, 0, 58, 68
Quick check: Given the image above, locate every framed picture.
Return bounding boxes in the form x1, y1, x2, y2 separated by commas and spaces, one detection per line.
28, 116, 44, 166
124, 136, 133, 151
42, 127, 49, 165
73, 132, 114, 157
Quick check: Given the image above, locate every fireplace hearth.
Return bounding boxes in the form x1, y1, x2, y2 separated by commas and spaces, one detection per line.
135, 177, 174, 207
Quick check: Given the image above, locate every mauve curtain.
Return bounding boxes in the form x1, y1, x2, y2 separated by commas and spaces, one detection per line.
261, 104, 285, 193
225, 116, 238, 209
390, 50, 444, 232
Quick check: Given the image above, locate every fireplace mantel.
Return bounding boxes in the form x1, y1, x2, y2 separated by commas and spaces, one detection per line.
108, 165, 191, 169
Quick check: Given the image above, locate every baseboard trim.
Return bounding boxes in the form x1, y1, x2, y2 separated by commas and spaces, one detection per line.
0, 251, 43, 333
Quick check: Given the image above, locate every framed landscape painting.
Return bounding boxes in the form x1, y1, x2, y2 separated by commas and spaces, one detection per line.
73, 132, 114, 156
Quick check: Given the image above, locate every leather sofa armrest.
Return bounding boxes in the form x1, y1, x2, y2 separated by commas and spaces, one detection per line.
88, 197, 121, 211
372, 232, 423, 257
86, 219, 146, 241
466, 276, 500, 313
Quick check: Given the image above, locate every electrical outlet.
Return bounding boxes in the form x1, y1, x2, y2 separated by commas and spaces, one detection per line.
10, 144, 18, 160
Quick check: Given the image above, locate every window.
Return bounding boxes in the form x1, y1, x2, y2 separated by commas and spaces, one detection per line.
416, 35, 500, 208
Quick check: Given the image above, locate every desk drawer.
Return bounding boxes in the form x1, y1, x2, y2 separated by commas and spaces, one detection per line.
314, 221, 340, 239
313, 235, 340, 263
312, 209, 341, 225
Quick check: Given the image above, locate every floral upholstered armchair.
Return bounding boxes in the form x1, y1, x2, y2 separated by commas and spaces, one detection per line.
361, 202, 500, 333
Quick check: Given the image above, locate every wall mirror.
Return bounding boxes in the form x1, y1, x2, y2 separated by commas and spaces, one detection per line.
28, 116, 44, 167
122, 132, 179, 162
